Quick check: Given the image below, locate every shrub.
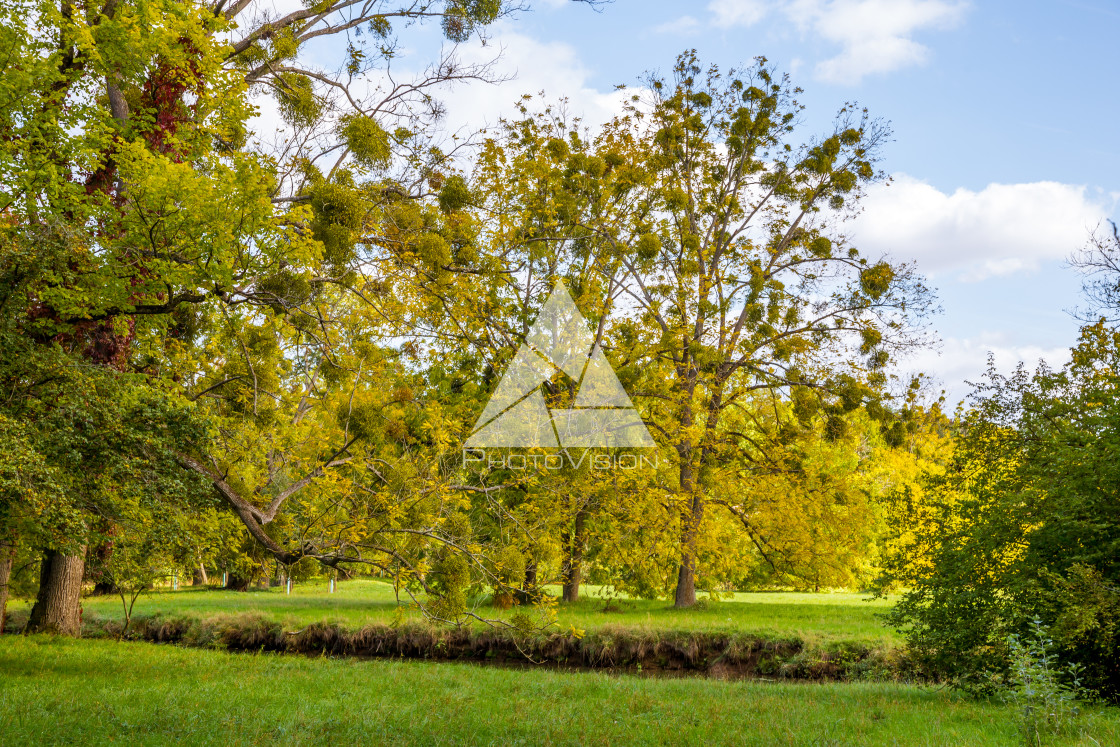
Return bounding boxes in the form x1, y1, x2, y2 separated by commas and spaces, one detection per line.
1004, 618, 1086, 745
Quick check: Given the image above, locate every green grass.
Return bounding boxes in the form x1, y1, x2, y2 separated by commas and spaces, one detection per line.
2, 635, 1118, 746
7, 579, 900, 646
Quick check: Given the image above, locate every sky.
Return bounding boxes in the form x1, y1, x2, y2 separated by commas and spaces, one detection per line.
285, 0, 1120, 405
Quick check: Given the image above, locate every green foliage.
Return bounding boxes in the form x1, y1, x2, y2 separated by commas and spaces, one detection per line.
438, 175, 473, 213
415, 232, 451, 271
635, 233, 660, 261
0, 327, 213, 556
860, 262, 895, 299
309, 176, 366, 268
256, 269, 315, 314
427, 551, 471, 621
491, 545, 526, 589
881, 324, 1120, 702
340, 114, 392, 169
1005, 618, 1087, 745
441, 0, 501, 42
809, 236, 833, 258
275, 72, 321, 128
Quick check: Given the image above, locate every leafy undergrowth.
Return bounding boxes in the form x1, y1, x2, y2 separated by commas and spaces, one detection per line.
51, 611, 914, 682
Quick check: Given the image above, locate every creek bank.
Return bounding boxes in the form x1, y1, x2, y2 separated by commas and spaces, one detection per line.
14, 611, 920, 682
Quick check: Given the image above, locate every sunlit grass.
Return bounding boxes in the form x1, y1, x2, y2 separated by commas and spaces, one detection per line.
8, 579, 899, 645
4, 635, 1118, 746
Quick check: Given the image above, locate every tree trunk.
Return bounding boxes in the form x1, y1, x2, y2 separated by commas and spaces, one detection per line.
674, 551, 696, 608
269, 560, 282, 588
225, 572, 251, 591
91, 579, 118, 596
25, 548, 86, 636
561, 567, 582, 603
192, 563, 208, 586
0, 538, 15, 633
561, 509, 588, 603
89, 526, 117, 596
674, 468, 703, 608
513, 562, 538, 604
673, 375, 727, 609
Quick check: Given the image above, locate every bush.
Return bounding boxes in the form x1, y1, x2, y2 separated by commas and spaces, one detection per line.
878, 327, 1120, 702
1004, 618, 1086, 745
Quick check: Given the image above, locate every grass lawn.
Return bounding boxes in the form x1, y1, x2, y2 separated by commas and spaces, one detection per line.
3, 635, 1119, 746
6, 579, 900, 646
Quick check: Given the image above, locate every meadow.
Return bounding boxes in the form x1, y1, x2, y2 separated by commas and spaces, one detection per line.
4, 635, 1120, 746
5, 579, 901, 646
5, 581, 1120, 745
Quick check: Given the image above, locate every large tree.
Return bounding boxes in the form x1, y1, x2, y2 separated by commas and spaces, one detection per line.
575, 52, 933, 606
413, 61, 936, 606
0, 0, 593, 633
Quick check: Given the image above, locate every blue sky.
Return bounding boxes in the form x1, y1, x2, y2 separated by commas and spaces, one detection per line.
287, 0, 1120, 404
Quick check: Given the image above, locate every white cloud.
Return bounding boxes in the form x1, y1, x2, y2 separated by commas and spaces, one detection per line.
652, 15, 704, 35
708, 0, 770, 27
802, 0, 967, 83
421, 26, 632, 137
902, 334, 1071, 407
707, 0, 968, 84
813, 33, 930, 83
850, 175, 1115, 281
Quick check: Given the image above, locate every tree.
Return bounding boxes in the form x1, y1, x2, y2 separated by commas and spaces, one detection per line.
0, 326, 211, 634
383, 99, 656, 604
0, 0, 591, 632
570, 52, 932, 605
880, 327, 1120, 702
1072, 220, 1120, 322
93, 499, 187, 639
412, 65, 935, 606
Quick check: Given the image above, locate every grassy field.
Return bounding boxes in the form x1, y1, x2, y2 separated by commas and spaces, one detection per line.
5, 584, 1119, 745
6, 579, 900, 646
3, 635, 1119, 746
